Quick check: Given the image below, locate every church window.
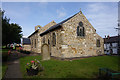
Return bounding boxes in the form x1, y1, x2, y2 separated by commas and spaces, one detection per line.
31, 40, 33, 48
35, 39, 36, 48
77, 21, 85, 36
79, 22, 83, 26
43, 37, 45, 44
96, 39, 100, 47
48, 39, 50, 44
36, 39, 37, 48
52, 33, 56, 46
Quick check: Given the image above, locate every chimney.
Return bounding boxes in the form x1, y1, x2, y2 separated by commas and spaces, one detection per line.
105, 35, 106, 38
107, 35, 110, 39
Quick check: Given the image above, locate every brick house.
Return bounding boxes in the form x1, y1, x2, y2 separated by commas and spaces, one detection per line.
28, 10, 104, 58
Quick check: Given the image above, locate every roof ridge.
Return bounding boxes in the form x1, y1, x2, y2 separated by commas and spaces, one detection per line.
40, 11, 80, 36
43, 20, 56, 27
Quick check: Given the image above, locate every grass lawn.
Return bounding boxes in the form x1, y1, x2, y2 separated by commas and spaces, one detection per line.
20, 55, 119, 78
2, 63, 8, 78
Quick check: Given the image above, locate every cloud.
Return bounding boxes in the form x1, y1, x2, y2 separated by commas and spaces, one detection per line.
87, 3, 108, 12
85, 3, 118, 37
56, 7, 66, 18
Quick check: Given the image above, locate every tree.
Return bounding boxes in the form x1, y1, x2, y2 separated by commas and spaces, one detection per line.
1, 9, 22, 46
9, 23, 22, 43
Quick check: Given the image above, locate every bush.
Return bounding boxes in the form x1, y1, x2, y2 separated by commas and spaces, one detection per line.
26, 59, 44, 76
25, 51, 30, 54
18, 50, 30, 54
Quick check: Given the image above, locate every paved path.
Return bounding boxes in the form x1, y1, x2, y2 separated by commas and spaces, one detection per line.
4, 50, 27, 78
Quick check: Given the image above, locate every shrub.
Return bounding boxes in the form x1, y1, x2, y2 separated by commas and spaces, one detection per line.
25, 51, 30, 54
18, 50, 30, 54
26, 59, 44, 76
26, 59, 44, 70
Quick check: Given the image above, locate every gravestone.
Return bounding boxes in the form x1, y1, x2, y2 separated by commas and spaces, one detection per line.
41, 44, 50, 60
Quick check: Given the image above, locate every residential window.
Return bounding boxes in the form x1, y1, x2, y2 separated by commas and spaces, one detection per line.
77, 21, 85, 37
96, 39, 100, 47
52, 33, 56, 46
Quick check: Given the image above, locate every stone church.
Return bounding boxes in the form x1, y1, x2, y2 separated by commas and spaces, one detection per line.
26, 10, 104, 58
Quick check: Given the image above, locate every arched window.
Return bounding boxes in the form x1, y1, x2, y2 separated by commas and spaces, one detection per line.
43, 37, 45, 44
52, 33, 56, 46
36, 39, 37, 48
48, 39, 50, 44
31, 40, 33, 48
35, 39, 36, 48
77, 22, 85, 37
96, 39, 100, 47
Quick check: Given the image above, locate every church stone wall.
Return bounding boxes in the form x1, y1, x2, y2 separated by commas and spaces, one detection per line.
29, 21, 56, 53
29, 33, 39, 53
29, 11, 104, 58
41, 28, 63, 57
60, 12, 104, 58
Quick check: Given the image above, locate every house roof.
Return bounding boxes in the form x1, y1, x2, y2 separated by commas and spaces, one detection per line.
40, 11, 81, 36
104, 36, 119, 43
22, 38, 31, 45
28, 29, 39, 38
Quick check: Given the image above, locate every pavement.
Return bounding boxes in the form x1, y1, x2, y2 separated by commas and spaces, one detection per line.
3, 50, 27, 79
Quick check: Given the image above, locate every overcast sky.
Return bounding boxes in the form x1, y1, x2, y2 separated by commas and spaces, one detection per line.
2, 2, 118, 38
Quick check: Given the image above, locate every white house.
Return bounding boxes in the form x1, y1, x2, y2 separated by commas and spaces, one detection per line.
104, 36, 119, 54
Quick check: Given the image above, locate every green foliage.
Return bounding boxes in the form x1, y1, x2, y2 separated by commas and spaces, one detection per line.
2, 49, 10, 62
1, 9, 22, 46
20, 55, 119, 78
26, 59, 43, 71
26, 63, 32, 70
2, 63, 8, 78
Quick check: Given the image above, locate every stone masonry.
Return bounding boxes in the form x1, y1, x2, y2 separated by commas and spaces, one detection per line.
28, 10, 104, 58
28, 21, 56, 53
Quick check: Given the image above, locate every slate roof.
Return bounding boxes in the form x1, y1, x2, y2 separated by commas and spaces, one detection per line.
40, 11, 81, 36
104, 36, 119, 43
22, 38, 31, 45
28, 29, 39, 38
